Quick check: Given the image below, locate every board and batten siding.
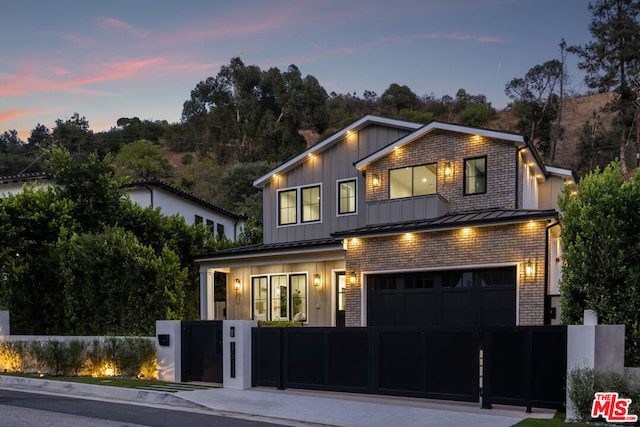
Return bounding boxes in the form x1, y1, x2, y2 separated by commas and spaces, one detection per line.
263, 125, 411, 244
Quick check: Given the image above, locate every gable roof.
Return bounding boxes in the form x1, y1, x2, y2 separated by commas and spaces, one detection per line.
0, 171, 54, 185
123, 178, 247, 220
252, 115, 422, 188
354, 121, 546, 178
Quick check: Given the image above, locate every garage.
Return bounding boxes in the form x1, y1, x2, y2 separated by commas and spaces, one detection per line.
367, 266, 516, 327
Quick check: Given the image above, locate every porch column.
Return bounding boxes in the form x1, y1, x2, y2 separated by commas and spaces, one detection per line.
199, 267, 215, 320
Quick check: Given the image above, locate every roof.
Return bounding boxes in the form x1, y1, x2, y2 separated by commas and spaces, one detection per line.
194, 237, 344, 262
252, 115, 422, 188
354, 121, 547, 178
332, 208, 558, 238
0, 172, 54, 184
124, 178, 247, 220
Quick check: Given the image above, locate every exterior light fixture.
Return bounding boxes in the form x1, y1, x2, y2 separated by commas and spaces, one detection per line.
313, 273, 322, 287
524, 260, 534, 278
372, 174, 381, 188
444, 162, 453, 178
234, 278, 242, 293
348, 271, 357, 285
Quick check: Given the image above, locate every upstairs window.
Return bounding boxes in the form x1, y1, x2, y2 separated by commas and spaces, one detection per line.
277, 184, 322, 226
464, 156, 486, 195
278, 189, 297, 225
301, 185, 321, 223
217, 223, 225, 237
338, 179, 357, 215
390, 164, 437, 199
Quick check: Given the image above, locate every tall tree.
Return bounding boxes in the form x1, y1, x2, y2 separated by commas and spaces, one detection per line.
505, 60, 563, 157
569, 0, 640, 176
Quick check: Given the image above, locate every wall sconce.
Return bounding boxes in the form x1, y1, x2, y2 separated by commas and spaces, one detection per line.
524, 260, 534, 278
234, 278, 241, 293
372, 174, 381, 188
444, 162, 453, 178
313, 273, 322, 287
348, 271, 357, 285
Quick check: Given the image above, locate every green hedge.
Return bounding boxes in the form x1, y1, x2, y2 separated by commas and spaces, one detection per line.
257, 320, 303, 328
0, 337, 156, 378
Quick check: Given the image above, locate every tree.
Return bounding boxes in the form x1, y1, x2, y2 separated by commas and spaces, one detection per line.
28, 124, 53, 147
381, 84, 420, 113
505, 60, 563, 157
569, 0, 640, 175
114, 139, 172, 178
558, 162, 640, 365
52, 113, 93, 154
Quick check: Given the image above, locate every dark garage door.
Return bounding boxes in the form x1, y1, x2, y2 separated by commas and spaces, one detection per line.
368, 267, 516, 327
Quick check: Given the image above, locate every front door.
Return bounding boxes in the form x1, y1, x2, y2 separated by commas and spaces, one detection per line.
335, 272, 346, 327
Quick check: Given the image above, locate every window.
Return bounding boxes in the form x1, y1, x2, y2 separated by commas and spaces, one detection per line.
278, 189, 297, 225
252, 274, 308, 321
464, 156, 486, 195
206, 219, 214, 234
195, 215, 203, 225
217, 223, 225, 237
277, 184, 322, 226
338, 179, 357, 215
390, 164, 437, 199
301, 185, 321, 223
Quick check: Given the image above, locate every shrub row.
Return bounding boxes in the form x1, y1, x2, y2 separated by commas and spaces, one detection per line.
568, 366, 640, 424
0, 337, 156, 378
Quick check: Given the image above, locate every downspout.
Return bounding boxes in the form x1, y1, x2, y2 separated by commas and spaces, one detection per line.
144, 185, 154, 209
234, 217, 239, 241
544, 220, 561, 325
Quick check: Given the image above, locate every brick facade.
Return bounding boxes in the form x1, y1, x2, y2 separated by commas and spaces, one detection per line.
344, 220, 547, 327
366, 130, 519, 211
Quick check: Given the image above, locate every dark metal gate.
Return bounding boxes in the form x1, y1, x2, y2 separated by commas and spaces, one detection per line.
181, 320, 223, 383
252, 325, 567, 409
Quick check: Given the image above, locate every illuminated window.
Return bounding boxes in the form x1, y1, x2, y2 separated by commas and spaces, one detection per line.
252, 274, 307, 321
464, 156, 486, 195
278, 189, 297, 225
301, 185, 321, 223
390, 164, 437, 199
338, 179, 356, 215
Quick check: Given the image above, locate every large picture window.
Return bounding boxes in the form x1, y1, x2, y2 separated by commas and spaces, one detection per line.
301, 185, 321, 223
251, 273, 308, 321
278, 189, 297, 225
338, 179, 356, 215
464, 156, 486, 195
390, 164, 437, 199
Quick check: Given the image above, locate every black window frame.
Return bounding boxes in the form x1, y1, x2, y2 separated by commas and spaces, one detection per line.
463, 156, 487, 196
389, 163, 437, 199
337, 179, 357, 215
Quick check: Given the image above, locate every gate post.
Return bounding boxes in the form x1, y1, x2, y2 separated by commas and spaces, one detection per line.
223, 320, 257, 389
155, 320, 182, 382
0, 311, 9, 336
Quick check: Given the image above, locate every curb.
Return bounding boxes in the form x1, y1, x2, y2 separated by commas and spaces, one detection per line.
0, 376, 207, 410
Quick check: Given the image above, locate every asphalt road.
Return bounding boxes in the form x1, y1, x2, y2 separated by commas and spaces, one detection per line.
0, 389, 288, 427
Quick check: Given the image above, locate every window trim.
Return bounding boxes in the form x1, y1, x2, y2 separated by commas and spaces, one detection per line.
389, 163, 438, 200
463, 156, 487, 196
250, 272, 309, 322
336, 178, 358, 216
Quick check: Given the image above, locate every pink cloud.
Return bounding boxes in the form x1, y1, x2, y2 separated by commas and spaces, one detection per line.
0, 109, 42, 122
95, 16, 133, 30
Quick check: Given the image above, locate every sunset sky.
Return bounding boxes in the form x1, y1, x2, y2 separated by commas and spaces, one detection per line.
2, 0, 593, 140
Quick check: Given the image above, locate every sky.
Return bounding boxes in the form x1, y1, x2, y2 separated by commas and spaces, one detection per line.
1, 0, 594, 141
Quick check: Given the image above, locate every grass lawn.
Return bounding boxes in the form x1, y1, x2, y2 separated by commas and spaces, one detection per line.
513, 412, 592, 426
0, 372, 217, 392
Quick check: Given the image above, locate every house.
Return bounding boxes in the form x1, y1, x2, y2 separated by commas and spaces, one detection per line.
194, 115, 576, 327
123, 179, 247, 241
0, 173, 247, 242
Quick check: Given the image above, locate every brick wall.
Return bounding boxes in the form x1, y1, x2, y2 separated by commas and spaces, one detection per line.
366, 130, 518, 211
344, 220, 547, 326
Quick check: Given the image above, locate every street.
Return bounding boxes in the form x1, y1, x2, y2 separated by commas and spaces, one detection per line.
0, 389, 288, 427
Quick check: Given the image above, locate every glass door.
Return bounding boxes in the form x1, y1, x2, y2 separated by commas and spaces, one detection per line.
336, 272, 346, 327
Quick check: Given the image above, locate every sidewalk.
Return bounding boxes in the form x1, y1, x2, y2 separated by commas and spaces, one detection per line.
0, 376, 555, 427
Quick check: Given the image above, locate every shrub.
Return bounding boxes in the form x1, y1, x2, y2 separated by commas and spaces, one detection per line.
257, 320, 302, 328
66, 340, 87, 376
568, 366, 640, 423
86, 339, 104, 376
0, 341, 26, 372
26, 341, 45, 373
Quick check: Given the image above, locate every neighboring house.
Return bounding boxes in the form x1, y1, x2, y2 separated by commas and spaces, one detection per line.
0, 174, 246, 242
124, 179, 247, 241
195, 115, 576, 327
